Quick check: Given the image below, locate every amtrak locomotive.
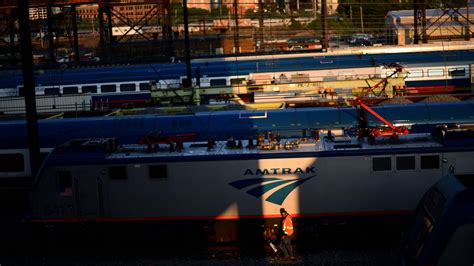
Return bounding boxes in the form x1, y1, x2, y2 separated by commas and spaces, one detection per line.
28, 127, 474, 242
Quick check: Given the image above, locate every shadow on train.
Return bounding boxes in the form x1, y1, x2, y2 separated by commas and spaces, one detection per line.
0, 213, 411, 259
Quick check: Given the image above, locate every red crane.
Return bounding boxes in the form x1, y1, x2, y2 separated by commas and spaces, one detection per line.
360, 62, 405, 98
356, 63, 409, 142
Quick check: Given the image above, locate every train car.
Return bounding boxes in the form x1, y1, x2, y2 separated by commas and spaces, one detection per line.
400, 61, 472, 95
2, 101, 474, 183
28, 127, 474, 242
400, 174, 474, 266
1, 44, 474, 105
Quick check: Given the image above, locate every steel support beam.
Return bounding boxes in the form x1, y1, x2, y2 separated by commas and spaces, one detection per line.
98, 4, 105, 45
466, 1, 470, 41
233, 0, 240, 54
47, 4, 56, 63
258, 0, 263, 51
161, 0, 173, 58
413, 0, 427, 44
321, 0, 328, 50
183, 0, 192, 89
71, 4, 80, 61
18, 0, 40, 179
9, 9, 16, 57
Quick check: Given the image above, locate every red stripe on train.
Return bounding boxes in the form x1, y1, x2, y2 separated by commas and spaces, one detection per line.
29, 210, 414, 223
405, 86, 455, 94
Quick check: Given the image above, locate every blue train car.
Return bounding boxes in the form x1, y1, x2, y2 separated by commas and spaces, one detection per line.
401, 173, 474, 266
1, 101, 474, 182
0, 45, 473, 104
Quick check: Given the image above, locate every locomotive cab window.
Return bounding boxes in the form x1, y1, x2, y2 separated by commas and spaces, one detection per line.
149, 165, 167, 178
0, 153, 24, 172
372, 157, 391, 171
421, 155, 440, 169
109, 166, 127, 180
58, 171, 73, 196
397, 156, 416, 170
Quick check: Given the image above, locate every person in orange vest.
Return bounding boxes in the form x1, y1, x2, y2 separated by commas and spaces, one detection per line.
279, 208, 295, 260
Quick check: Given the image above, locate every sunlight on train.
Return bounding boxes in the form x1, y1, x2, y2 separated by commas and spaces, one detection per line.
256, 157, 317, 217
218, 202, 240, 219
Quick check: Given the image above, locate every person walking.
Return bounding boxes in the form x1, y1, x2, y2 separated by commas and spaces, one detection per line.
279, 208, 295, 260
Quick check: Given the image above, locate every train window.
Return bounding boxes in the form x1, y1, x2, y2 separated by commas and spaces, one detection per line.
405, 208, 435, 260
372, 157, 391, 171
120, 83, 136, 92
423, 187, 446, 220
139, 83, 151, 91
448, 67, 466, 77
44, 87, 60, 95
407, 69, 423, 78
58, 171, 73, 196
427, 69, 444, 77
82, 85, 97, 93
397, 156, 416, 170
421, 155, 440, 169
231, 78, 245, 85
63, 86, 79, 95
385, 72, 399, 78
109, 166, 127, 180
101, 84, 116, 93
210, 79, 227, 86
149, 165, 167, 178
0, 153, 24, 172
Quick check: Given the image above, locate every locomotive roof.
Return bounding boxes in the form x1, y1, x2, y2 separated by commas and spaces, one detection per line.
43, 129, 474, 166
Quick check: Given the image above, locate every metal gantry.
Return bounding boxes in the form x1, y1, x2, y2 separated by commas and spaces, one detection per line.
0, 0, 173, 64
414, 0, 472, 43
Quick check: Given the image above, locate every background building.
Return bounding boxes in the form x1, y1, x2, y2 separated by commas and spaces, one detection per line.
77, 4, 98, 20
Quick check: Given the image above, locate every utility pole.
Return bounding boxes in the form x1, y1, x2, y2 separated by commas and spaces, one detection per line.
71, 4, 80, 62
19, 0, 40, 179
313, 0, 318, 19
46, 4, 55, 64
466, 0, 470, 41
413, 0, 426, 44
258, 0, 264, 51
321, 0, 328, 50
360, 6, 364, 33
183, 0, 192, 88
349, 5, 352, 22
233, 0, 240, 54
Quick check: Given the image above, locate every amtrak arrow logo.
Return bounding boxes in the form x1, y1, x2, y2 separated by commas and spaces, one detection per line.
229, 175, 316, 205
